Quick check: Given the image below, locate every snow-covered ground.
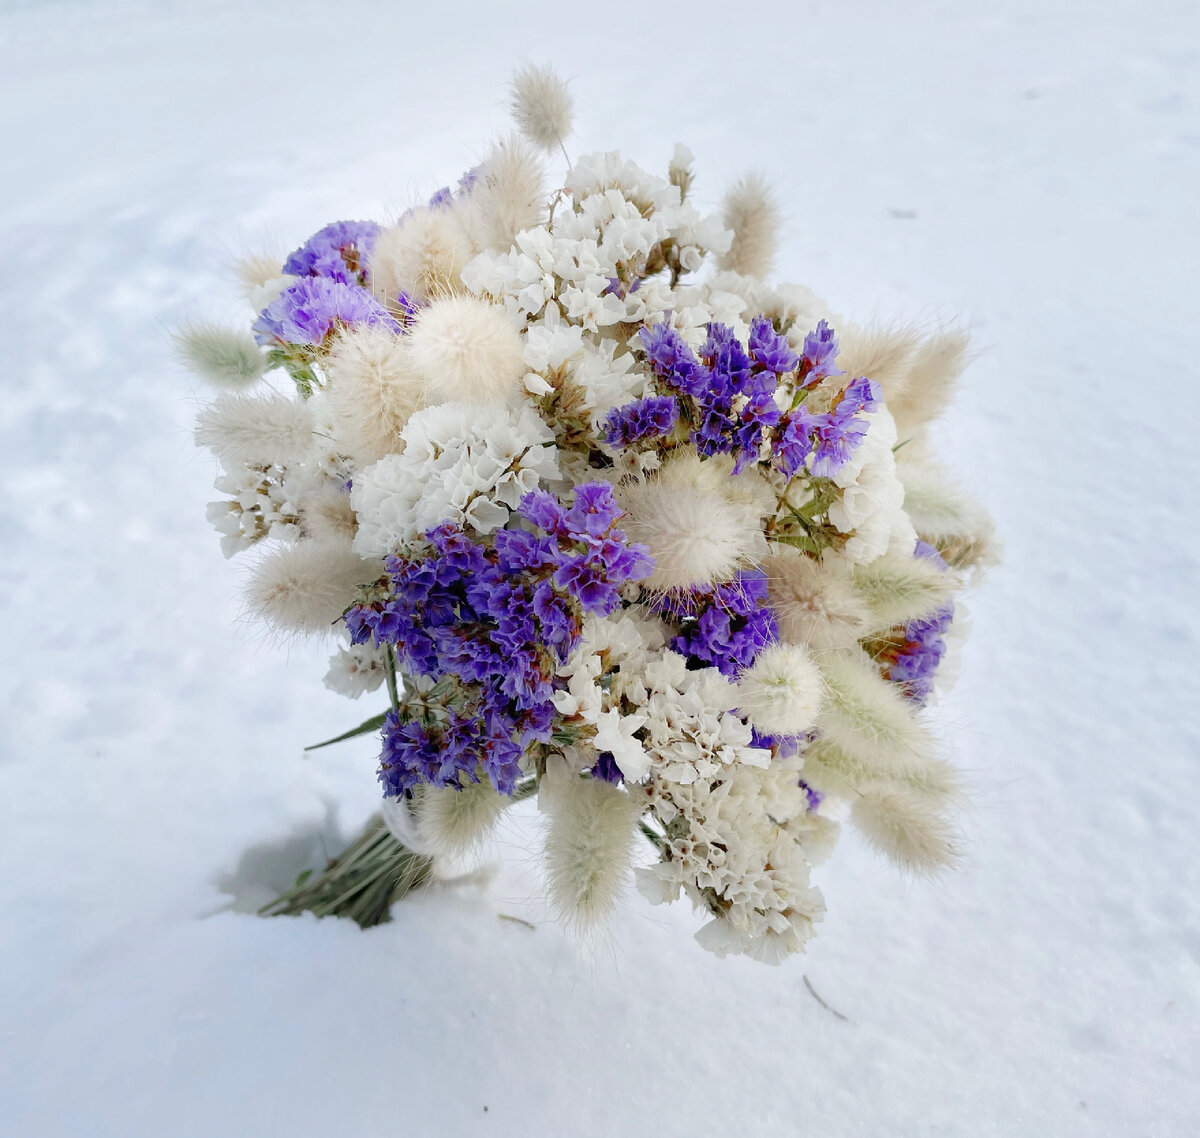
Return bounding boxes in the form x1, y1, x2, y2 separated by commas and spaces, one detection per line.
2, 1, 1198, 1134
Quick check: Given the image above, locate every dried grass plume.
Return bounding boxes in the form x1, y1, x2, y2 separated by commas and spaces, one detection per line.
176, 323, 266, 391
244, 540, 380, 637
509, 64, 573, 153
542, 765, 640, 936
407, 295, 526, 404
323, 325, 427, 465
719, 173, 781, 278
194, 392, 314, 467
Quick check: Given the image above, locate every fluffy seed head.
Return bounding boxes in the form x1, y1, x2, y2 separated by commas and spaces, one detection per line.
243, 539, 380, 637
814, 649, 936, 779
896, 456, 998, 574
888, 330, 971, 436
323, 325, 427, 465
415, 781, 510, 860
850, 783, 960, 875
194, 392, 315, 467
542, 767, 640, 936
836, 325, 971, 440
175, 323, 266, 390
370, 207, 473, 305
718, 173, 781, 278
736, 642, 823, 736
509, 64, 573, 152
298, 486, 358, 544
764, 548, 872, 650
619, 453, 769, 593
459, 135, 546, 254
834, 323, 920, 405
234, 252, 284, 296
853, 551, 957, 633
407, 295, 526, 404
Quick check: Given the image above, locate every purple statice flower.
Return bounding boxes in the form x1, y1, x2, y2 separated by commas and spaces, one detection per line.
799, 780, 823, 812
662, 569, 779, 676
603, 276, 642, 298
282, 220, 382, 286
748, 315, 799, 376
252, 276, 402, 348
797, 319, 844, 388
886, 603, 954, 706
637, 318, 791, 472
523, 482, 654, 617
880, 541, 955, 705
588, 752, 624, 785
603, 396, 679, 449
350, 526, 569, 794
638, 323, 710, 396
518, 488, 567, 536
563, 481, 625, 537
378, 692, 532, 797
346, 484, 652, 797
427, 186, 454, 209
689, 322, 783, 472
774, 374, 880, 478
700, 322, 755, 391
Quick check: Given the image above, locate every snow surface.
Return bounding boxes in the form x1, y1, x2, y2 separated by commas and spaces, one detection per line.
2, 1, 1198, 1134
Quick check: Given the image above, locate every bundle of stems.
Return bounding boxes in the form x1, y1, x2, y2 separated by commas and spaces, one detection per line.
259, 815, 432, 928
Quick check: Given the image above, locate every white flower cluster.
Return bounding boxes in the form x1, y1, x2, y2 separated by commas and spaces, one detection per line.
323, 639, 387, 699
206, 463, 301, 558
351, 400, 560, 556
828, 407, 917, 564
184, 66, 994, 962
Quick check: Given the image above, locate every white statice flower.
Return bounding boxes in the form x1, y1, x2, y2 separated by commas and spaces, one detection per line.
464, 151, 727, 334
207, 463, 302, 557
673, 281, 751, 348
827, 407, 917, 564
572, 337, 644, 421
637, 653, 770, 784
635, 751, 826, 963
592, 708, 650, 781
566, 150, 682, 212
554, 611, 666, 740
522, 313, 585, 374
351, 400, 560, 556
461, 227, 559, 320
323, 640, 386, 699
554, 188, 669, 266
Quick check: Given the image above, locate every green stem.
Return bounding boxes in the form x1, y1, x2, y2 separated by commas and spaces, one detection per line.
384, 646, 400, 714
639, 820, 665, 851
258, 814, 433, 928
510, 777, 539, 804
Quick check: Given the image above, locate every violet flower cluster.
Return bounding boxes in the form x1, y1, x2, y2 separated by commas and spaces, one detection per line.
662, 569, 779, 677
346, 483, 651, 794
